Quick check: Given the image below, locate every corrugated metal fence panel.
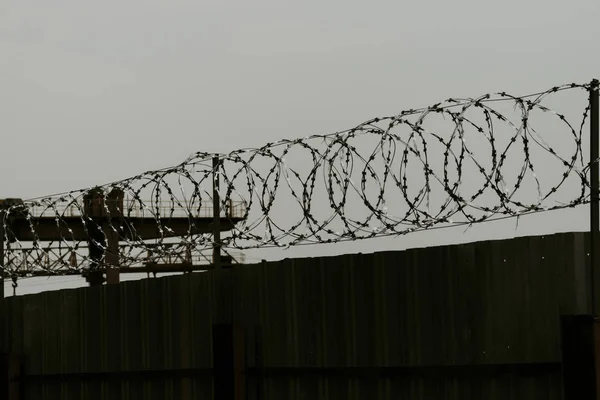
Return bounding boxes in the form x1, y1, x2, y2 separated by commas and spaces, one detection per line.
238, 233, 585, 399
188, 271, 214, 399
2, 231, 592, 399
5, 272, 215, 400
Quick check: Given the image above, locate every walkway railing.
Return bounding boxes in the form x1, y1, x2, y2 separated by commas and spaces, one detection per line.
26, 198, 246, 219
4, 242, 246, 275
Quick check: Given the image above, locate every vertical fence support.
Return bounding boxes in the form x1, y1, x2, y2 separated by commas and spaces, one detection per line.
0, 212, 5, 354
561, 315, 600, 399
0, 213, 18, 400
104, 189, 123, 285
213, 324, 246, 400
565, 79, 600, 400
0, 212, 4, 300
104, 225, 120, 285
3, 354, 21, 400
591, 78, 600, 315
253, 324, 264, 400
213, 157, 222, 270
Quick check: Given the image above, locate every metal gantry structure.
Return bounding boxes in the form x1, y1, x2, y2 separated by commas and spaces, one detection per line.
0, 185, 246, 295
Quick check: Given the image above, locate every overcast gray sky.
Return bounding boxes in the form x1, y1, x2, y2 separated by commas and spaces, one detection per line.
2, 0, 600, 295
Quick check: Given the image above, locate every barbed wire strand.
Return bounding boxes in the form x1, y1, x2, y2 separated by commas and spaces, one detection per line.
1, 81, 595, 284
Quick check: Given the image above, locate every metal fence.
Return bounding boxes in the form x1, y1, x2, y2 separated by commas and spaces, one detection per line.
1, 231, 593, 399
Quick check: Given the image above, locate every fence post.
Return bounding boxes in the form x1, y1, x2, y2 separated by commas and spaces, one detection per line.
0, 211, 4, 300
561, 315, 600, 399
591, 78, 600, 315
1, 353, 21, 400
212, 324, 246, 400
565, 79, 600, 400
213, 157, 221, 270
104, 189, 122, 284
0, 212, 5, 353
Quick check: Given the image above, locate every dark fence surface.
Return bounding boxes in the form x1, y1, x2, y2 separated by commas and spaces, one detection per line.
1, 231, 592, 399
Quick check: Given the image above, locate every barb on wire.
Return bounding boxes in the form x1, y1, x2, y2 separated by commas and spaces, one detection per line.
0, 81, 595, 279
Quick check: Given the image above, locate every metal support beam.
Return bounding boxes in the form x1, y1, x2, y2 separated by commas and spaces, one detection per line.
0, 213, 4, 358
104, 222, 120, 285
212, 324, 246, 400
590, 78, 599, 315
0, 213, 4, 367
1, 353, 22, 400
0, 212, 4, 300
213, 157, 222, 270
561, 315, 600, 399
104, 190, 122, 284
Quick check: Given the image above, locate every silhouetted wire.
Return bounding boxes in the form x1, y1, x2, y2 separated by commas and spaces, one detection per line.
1, 81, 595, 280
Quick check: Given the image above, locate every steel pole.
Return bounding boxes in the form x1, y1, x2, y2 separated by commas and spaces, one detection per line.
213, 157, 222, 270
590, 78, 599, 315
0, 212, 4, 300
0, 212, 5, 355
